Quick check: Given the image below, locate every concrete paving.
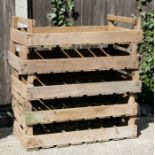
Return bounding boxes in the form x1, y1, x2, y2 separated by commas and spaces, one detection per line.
0, 117, 153, 155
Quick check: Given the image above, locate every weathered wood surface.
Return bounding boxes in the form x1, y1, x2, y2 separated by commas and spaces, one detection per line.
11, 27, 143, 46
0, 0, 153, 104
25, 103, 137, 125
12, 16, 36, 32
107, 15, 137, 25
14, 121, 137, 149
32, 0, 153, 26
8, 52, 139, 74
12, 88, 31, 112
12, 75, 142, 100
0, 0, 15, 105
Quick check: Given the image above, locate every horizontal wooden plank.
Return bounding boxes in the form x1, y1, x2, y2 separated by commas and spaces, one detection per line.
107, 15, 137, 25
11, 75, 142, 100
33, 26, 127, 33
26, 103, 137, 125
8, 52, 139, 74
12, 75, 142, 100
14, 121, 137, 149
33, 25, 109, 33
26, 81, 141, 100
31, 30, 143, 46
11, 28, 143, 46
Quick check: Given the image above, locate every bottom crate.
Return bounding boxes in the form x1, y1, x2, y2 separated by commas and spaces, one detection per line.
14, 116, 137, 149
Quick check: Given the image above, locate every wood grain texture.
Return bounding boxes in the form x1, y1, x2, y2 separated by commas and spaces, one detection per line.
8, 52, 139, 74
31, 0, 153, 27
11, 27, 143, 46
11, 75, 142, 100
0, 0, 15, 105
12, 89, 31, 111
26, 81, 142, 100
10, 28, 31, 45
107, 15, 137, 24
12, 97, 33, 135
82, 0, 92, 25
11, 75, 28, 99
8, 52, 24, 72
32, 0, 51, 26
74, 0, 82, 25
14, 120, 137, 149
25, 103, 137, 125
1, 0, 152, 104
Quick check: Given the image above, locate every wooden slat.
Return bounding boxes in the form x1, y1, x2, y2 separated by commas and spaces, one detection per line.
8, 52, 139, 74
82, 0, 91, 25
11, 75, 28, 99
26, 80, 142, 100
8, 52, 24, 72
107, 15, 137, 25
33, 25, 108, 33
74, 0, 82, 25
113, 45, 131, 53
11, 75, 141, 100
26, 103, 137, 125
11, 28, 143, 46
31, 30, 143, 46
32, 0, 52, 27
14, 121, 137, 149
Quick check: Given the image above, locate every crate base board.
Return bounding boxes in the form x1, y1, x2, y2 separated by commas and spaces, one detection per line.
14, 121, 137, 149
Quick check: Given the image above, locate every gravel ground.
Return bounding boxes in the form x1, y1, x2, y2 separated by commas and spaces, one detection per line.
0, 117, 153, 155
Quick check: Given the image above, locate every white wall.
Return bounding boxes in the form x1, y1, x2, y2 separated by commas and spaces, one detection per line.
15, 0, 27, 17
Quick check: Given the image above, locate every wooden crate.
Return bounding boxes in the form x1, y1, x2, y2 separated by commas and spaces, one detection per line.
11, 70, 142, 100
14, 118, 137, 149
9, 45, 139, 74
10, 15, 143, 47
12, 91, 138, 149
9, 14, 143, 149
12, 90, 137, 126
9, 15, 142, 74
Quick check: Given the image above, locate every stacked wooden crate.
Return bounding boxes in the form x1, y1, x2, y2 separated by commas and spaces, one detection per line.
9, 15, 143, 149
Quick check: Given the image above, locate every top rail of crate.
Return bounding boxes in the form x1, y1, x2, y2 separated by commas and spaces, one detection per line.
11, 15, 143, 47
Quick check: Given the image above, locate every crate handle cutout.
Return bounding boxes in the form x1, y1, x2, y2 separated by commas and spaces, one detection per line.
107, 14, 141, 30
12, 16, 36, 32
